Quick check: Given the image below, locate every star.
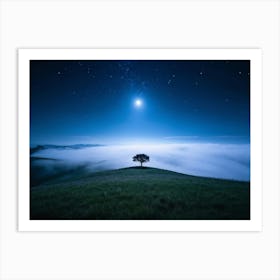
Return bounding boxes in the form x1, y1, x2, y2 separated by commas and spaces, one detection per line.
199, 71, 203, 76
238, 71, 242, 75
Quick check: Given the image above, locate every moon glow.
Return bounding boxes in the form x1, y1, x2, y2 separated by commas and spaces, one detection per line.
135, 99, 142, 107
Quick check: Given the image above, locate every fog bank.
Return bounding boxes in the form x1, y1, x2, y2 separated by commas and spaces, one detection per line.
31, 143, 250, 185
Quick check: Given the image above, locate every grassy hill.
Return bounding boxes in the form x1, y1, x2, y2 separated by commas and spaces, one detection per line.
30, 167, 250, 220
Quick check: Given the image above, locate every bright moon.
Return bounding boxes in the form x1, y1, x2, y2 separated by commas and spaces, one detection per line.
135, 99, 142, 107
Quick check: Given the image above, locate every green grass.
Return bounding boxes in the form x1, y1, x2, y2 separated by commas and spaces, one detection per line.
30, 167, 250, 220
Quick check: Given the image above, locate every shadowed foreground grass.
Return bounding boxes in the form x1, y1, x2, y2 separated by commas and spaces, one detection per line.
30, 167, 250, 220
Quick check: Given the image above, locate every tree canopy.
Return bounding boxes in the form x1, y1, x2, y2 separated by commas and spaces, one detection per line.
133, 154, 150, 167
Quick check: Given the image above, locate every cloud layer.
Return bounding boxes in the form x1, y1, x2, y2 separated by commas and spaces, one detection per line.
31, 143, 250, 184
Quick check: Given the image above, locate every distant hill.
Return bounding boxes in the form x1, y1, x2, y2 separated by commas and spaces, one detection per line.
30, 167, 250, 220
30, 144, 105, 155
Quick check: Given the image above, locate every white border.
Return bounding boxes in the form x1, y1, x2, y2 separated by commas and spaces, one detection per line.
18, 49, 262, 232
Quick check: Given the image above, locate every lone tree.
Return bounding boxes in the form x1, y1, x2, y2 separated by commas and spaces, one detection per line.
133, 154, 150, 168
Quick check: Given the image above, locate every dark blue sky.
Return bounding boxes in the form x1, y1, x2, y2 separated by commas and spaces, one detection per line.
30, 60, 250, 145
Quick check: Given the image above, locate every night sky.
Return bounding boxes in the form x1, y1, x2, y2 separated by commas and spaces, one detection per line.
30, 60, 250, 145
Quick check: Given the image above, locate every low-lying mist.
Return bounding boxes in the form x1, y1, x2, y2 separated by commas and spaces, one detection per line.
30, 143, 250, 186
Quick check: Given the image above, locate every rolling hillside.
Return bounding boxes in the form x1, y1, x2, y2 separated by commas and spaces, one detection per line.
30, 167, 250, 220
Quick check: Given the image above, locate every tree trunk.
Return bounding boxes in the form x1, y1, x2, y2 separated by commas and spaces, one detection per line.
141, 162, 143, 168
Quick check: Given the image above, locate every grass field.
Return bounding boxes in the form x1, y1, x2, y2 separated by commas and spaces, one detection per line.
30, 167, 250, 220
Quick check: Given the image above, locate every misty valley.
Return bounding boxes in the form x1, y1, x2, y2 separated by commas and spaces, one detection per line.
30, 143, 250, 220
